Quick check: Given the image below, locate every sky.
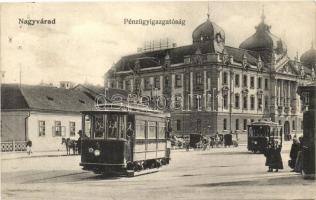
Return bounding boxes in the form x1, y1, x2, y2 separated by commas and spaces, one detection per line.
0, 1, 315, 86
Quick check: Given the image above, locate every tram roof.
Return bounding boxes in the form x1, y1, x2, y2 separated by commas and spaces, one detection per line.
250, 120, 279, 126
80, 103, 169, 118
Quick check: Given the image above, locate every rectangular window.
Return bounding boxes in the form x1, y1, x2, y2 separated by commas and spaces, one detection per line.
95, 115, 105, 139
144, 77, 151, 90
164, 76, 170, 88
69, 122, 76, 137
196, 72, 202, 86
235, 94, 240, 109
136, 120, 146, 139
258, 77, 262, 89
118, 80, 123, 89
154, 76, 160, 89
84, 115, 92, 138
223, 119, 227, 130
250, 77, 255, 88
235, 119, 239, 130
175, 94, 182, 108
176, 120, 181, 131
243, 75, 247, 87
243, 96, 248, 109
235, 74, 240, 87
223, 72, 228, 85
110, 81, 115, 88
148, 121, 157, 139
119, 115, 126, 139
292, 120, 296, 130
54, 121, 62, 137
264, 78, 268, 90
258, 97, 262, 110
264, 96, 269, 109
158, 122, 165, 139
38, 120, 45, 136
250, 96, 255, 110
125, 80, 131, 91
223, 95, 228, 109
175, 74, 182, 88
243, 119, 247, 130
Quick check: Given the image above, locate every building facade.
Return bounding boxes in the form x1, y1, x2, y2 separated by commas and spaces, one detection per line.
104, 13, 315, 140
1, 84, 96, 152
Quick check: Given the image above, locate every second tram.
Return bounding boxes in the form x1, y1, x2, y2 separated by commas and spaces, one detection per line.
247, 120, 283, 153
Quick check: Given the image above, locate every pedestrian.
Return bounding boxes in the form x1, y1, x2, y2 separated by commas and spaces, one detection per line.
126, 122, 134, 139
26, 140, 32, 155
294, 136, 303, 173
289, 138, 300, 170
264, 141, 273, 172
264, 141, 283, 172
234, 130, 239, 141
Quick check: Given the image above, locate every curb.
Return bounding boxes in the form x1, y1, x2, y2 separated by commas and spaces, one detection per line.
1, 153, 80, 161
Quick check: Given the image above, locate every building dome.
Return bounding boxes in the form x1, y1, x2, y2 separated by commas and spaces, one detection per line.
192, 17, 225, 53
239, 14, 287, 56
300, 44, 316, 69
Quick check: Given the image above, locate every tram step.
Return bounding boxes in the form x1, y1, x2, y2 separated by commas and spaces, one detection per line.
126, 168, 160, 177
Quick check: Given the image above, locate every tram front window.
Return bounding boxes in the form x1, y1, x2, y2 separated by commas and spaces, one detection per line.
84, 115, 92, 138
94, 115, 105, 139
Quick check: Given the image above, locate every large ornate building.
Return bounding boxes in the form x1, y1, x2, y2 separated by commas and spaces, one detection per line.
104, 12, 315, 140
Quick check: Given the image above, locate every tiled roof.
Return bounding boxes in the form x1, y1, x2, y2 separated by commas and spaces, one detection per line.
72, 84, 104, 100
1, 84, 96, 112
1, 84, 29, 109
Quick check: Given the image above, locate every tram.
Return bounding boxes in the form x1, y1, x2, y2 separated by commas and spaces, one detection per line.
79, 104, 171, 176
247, 120, 283, 153
297, 84, 316, 179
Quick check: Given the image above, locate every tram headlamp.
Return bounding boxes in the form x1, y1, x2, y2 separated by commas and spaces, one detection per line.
253, 141, 258, 144
94, 150, 101, 157
88, 148, 94, 153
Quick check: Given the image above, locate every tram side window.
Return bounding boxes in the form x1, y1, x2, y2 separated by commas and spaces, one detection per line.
84, 115, 92, 138
248, 126, 253, 136
148, 121, 157, 139
136, 120, 146, 139
94, 115, 105, 139
108, 114, 118, 139
158, 122, 165, 139
119, 115, 126, 139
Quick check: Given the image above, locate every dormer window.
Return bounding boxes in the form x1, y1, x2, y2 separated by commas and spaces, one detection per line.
79, 99, 85, 104
47, 96, 54, 101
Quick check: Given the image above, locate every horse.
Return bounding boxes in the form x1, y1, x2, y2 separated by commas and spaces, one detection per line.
61, 138, 78, 155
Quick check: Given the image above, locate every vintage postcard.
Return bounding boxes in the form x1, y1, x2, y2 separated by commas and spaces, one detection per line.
1, 1, 316, 200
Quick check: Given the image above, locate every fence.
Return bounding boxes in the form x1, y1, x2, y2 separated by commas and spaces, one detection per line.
1, 141, 27, 152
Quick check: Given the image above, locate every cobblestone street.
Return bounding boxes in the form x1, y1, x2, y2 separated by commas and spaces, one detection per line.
2, 144, 315, 200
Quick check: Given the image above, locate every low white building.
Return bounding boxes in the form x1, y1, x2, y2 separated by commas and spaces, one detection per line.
1, 84, 97, 152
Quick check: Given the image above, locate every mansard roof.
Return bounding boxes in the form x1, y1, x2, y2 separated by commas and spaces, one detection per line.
112, 44, 260, 72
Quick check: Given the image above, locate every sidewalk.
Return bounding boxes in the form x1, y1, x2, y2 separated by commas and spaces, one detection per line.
1, 150, 79, 160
